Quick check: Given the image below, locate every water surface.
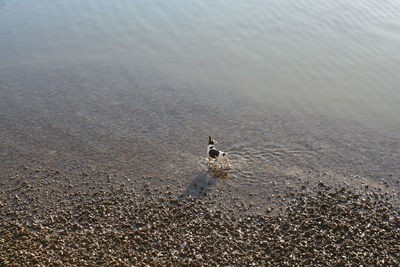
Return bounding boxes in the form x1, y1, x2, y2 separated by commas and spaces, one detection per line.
1, 0, 400, 205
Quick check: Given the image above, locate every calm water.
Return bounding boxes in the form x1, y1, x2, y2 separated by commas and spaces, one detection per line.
1, 0, 400, 201
1, 0, 400, 135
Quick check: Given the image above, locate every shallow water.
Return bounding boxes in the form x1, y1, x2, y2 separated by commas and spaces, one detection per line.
1, 65, 399, 205
0, 0, 399, 202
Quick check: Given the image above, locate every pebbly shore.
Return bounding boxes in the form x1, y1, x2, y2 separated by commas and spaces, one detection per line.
0, 169, 399, 266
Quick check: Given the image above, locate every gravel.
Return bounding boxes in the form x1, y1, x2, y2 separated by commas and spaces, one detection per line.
0, 171, 399, 266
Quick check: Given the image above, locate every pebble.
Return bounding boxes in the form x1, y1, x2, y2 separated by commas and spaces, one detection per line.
0, 170, 399, 266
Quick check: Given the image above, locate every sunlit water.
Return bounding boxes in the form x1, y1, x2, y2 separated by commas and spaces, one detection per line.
1, 0, 399, 200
